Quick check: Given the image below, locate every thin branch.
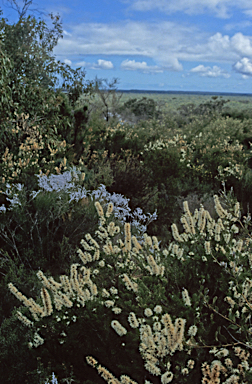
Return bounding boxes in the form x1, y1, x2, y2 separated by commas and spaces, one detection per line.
191, 342, 240, 349
4, 0, 32, 18
204, 299, 238, 326
223, 326, 252, 350
4, 0, 46, 19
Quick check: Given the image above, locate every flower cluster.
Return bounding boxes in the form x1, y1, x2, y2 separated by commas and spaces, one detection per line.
1, 113, 68, 184
8, 189, 252, 383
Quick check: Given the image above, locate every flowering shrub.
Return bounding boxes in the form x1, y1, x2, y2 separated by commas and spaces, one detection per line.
7, 189, 252, 383
0, 112, 70, 188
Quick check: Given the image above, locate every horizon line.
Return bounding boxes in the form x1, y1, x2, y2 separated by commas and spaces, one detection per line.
117, 89, 252, 97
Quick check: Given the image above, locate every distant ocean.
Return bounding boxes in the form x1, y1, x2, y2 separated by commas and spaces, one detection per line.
118, 89, 252, 97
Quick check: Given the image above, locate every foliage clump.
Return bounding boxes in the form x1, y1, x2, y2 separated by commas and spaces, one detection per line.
7, 190, 252, 384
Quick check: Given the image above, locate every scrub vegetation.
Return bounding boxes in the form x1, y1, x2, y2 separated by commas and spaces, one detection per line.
2, 4, 252, 384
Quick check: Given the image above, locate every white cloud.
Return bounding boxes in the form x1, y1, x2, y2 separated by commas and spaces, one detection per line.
76, 59, 114, 70
190, 64, 230, 78
93, 59, 114, 69
121, 59, 163, 73
64, 59, 72, 66
244, 10, 252, 17
126, 0, 252, 18
54, 21, 252, 72
182, 32, 252, 63
54, 21, 196, 71
231, 33, 252, 56
75, 61, 87, 67
224, 21, 251, 31
63, 30, 72, 37
233, 57, 252, 76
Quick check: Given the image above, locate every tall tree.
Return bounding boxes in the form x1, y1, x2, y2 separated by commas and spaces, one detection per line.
0, 2, 89, 119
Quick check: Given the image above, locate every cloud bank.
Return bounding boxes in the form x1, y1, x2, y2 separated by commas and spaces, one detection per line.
54, 20, 252, 79
126, 0, 252, 18
191, 64, 230, 78
76, 59, 114, 70
120, 60, 163, 73
233, 57, 252, 76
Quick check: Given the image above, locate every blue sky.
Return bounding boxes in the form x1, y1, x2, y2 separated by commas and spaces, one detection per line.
2, 0, 252, 93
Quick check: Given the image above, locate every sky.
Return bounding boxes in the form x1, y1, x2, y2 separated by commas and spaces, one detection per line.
2, 0, 252, 93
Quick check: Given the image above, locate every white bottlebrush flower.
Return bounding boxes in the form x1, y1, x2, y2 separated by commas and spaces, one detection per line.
128, 312, 139, 328
102, 289, 110, 298
16, 311, 33, 327
188, 325, 198, 337
145, 361, 161, 376
98, 260, 105, 267
161, 370, 174, 384
154, 305, 162, 314
33, 332, 44, 348
77, 249, 92, 264
171, 224, 183, 242
110, 287, 118, 295
153, 322, 162, 332
231, 224, 239, 234
85, 233, 100, 249
144, 308, 153, 317
120, 375, 138, 384
215, 348, 229, 358
225, 358, 233, 368
204, 241, 211, 255
214, 195, 228, 218
172, 244, 179, 255
180, 216, 191, 234
111, 320, 127, 336
223, 233, 231, 244
183, 201, 190, 214
187, 359, 195, 369
182, 288, 191, 306
236, 239, 243, 252
104, 300, 115, 308
41, 287, 53, 317
106, 202, 114, 218
234, 202, 240, 218
241, 360, 250, 371
95, 201, 104, 218
122, 274, 138, 293
112, 307, 122, 315
225, 296, 236, 308
152, 236, 160, 250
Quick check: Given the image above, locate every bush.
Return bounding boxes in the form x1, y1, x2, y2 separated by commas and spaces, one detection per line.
7, 190, 252, 383
120, 97, 159, 122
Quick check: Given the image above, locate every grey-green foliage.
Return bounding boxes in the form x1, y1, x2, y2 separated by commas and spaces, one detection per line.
120, 97, 158, 121
0, 37, 12, 119
0, 10, 89, 119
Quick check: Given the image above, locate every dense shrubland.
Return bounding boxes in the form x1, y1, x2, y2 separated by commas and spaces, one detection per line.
2, 4, 252, 384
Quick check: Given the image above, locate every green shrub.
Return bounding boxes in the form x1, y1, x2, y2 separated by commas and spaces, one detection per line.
120, 97, 159, 122
7, 192, 252, 383
0, 313, 41, 384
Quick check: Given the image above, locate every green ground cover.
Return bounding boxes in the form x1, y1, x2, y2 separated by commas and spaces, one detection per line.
118, 92, 252, 115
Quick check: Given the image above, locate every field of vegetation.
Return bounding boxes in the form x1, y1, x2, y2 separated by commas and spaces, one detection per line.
119, 91, 252, 116
2, 6, 252, 384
